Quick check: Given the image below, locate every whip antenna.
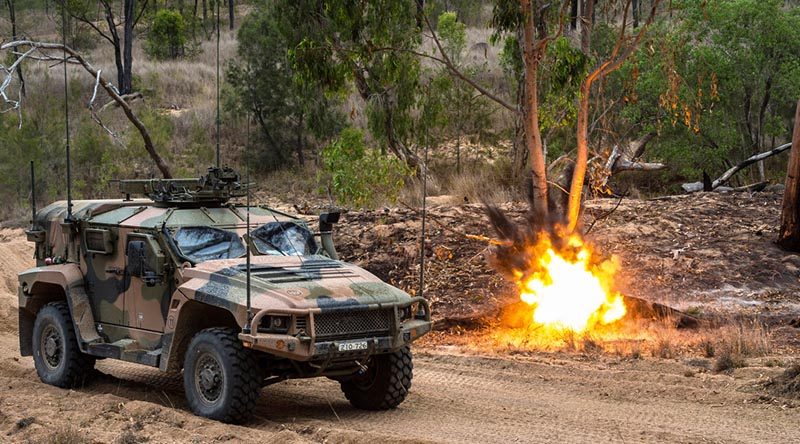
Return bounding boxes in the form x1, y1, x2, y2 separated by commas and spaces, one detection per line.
419, 127, 429, 299
215, 0, 221, 168
243, 116, 253, 333
61, 1, 73, 222
29, 160, 36, 226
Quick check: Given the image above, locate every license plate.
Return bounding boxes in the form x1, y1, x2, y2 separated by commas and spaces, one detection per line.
337, 341, 369, 352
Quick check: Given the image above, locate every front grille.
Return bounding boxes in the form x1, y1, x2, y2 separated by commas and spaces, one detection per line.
314, 309, 393, 340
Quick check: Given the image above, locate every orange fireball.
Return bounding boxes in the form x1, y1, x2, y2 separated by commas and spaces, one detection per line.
515, 232, 626, 333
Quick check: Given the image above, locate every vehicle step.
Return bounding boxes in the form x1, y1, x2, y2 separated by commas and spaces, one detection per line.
86, 340, 161, 367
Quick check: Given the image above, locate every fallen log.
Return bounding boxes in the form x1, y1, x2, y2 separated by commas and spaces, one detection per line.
682, 180, 769, 194
682, 142, 792, 193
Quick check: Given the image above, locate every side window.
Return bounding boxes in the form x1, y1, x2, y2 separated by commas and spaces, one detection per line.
85, 228, 115, 254
126, 234, 166, 286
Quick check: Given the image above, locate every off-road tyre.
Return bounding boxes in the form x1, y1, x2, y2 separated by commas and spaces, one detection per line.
32, 302, 95, 388
183, 328, 263, 423
340, 346, 413, 410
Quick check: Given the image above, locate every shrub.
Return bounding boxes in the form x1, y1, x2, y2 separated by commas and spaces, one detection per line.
146, 10, 187, 60
320, 128, 412, 209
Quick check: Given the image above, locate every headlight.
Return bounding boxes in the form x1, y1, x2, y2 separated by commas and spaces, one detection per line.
414, 302, 427, 319
258, 315, 291, 333
401, 303, 424, 321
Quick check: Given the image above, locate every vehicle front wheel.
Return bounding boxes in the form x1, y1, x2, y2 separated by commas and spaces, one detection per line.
183, 328, 263, 423
32, 302, 95, 388
340, 346, 413, 410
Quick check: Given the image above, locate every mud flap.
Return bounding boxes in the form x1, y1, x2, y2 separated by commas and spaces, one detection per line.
66, 285, 102, 348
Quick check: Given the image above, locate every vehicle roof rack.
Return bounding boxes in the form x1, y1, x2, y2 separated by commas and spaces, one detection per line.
115, 167, 248, 206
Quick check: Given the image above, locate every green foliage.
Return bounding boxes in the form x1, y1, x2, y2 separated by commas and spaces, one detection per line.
282, 0, 422, 156
437, 11, 467, 63
538, 37, 590, 154
320, 128, 412, 208
127, 107, 174, 163
146, 9, 187, 60
227, 4, 343, 171
428, 0, 486, 27
617, 0, 800, 182
0, 86, 118, 220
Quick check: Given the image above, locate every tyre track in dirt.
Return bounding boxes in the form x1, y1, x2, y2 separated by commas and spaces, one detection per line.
78, 352, 798, 444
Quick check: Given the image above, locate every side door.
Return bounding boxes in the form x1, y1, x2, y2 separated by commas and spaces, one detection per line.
83, 227, 126, 325
124, 233, 171, 332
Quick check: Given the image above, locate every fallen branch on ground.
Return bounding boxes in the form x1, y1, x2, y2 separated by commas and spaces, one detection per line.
682, 143, 792, 193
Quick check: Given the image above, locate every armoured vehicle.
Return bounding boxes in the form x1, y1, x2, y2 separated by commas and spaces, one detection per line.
18, 167, 432, 423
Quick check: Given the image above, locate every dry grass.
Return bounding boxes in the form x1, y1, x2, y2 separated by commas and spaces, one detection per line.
41, 426, 90, 444
711, 320, 772, 372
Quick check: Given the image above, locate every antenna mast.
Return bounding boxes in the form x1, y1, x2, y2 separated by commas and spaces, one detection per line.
215, 0, 221, 168
61, 1, 73, 222
419, 125, 429, 299
243, 117, 253, 333
29, 160, 36, 226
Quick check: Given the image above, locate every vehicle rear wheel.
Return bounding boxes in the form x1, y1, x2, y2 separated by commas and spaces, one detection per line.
340, 346, 413, 410
183, 328, 263, 423
32, 302, 95, 388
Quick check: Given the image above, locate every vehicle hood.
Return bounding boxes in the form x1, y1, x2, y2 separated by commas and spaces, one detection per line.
177, 255, 412, 312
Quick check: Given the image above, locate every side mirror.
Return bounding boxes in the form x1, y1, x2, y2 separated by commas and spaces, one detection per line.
319, 211, 341, 260
319, 211, 341, 232
126, 241, 146, 277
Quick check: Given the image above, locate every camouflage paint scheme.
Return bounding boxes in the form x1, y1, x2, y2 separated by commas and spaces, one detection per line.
18, 194, 432, 374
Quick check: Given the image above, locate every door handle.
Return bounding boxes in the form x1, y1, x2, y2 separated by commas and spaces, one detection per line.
105, 267, 124, 276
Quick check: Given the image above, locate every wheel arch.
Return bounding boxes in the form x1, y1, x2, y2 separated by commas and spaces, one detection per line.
18, 281, 67, 356
18, 265, 100, 356
160, 299, 239, 372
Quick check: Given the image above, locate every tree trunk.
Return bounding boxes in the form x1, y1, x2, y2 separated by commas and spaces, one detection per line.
778, 100, 800, 251
521, 0, 549, 222
632, 0, 639, 28
6, 0, 25, 96
192, 0, 199, 39
570, 0, 579, 30
228, 0, 234, 30
580, 0, 595, 54
122, 0, 135, 95
202, 0, 207, 30
100, 2, 126, 94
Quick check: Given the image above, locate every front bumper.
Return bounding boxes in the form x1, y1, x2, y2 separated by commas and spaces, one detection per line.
238, 297, 432, 361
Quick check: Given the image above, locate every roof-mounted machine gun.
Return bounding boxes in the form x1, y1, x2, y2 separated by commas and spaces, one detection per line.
116, 167, 248, 206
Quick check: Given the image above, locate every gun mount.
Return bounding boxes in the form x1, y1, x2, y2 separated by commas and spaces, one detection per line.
116, 167, 248, 206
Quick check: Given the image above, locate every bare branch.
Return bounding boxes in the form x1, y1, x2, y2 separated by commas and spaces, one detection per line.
0, 40, 173, 178
422, 14, 519, 114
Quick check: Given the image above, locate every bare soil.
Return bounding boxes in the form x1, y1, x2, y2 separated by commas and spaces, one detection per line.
2, 192, 800, 443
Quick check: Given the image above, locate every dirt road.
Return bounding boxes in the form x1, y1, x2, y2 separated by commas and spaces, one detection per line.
0, 335, 798, 443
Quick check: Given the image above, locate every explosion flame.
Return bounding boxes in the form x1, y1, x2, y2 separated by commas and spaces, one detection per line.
512, 231, 626, 334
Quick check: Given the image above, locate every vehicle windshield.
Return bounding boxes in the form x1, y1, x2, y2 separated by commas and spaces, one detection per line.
173, 226, 247, 262
250, 221, 318, 256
